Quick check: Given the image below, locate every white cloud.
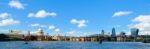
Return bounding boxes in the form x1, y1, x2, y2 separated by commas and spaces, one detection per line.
30, 24, 39, 27
70, 19, 78, 24
30, 24, 60, 32
129, 15, 150, 35
28, 31, 37, 35
113, 11, 132, 17
28, 13, 34, 17
70, 19, 88, 28
78, 23, 86, 28
48, 25, 60, 32
132, 15, 150, 23
40, 25, 47, 27
8, 0, 25, 9
0, 12, 20, 26
28, 10, 57, 18
67, 30, 76, 35
0, 18, 20, 26
30, 23, 47, 27
49, 25, 55, 30
0, 13, 10, 19
66, 30, 87, 36
55, 28, 60, 32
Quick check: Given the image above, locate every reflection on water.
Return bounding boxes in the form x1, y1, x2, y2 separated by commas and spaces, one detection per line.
0, 41, 149, 49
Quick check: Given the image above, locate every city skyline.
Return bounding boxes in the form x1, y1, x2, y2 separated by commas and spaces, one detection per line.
0, 0, 150, 36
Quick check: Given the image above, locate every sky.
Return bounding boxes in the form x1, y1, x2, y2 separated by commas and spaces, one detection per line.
0, 0, 150, 36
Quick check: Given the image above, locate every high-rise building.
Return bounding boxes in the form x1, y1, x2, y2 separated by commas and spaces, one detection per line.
27, 31, 31, 36
131, 28, 139, 37
101, 30, 105, 36
111, 28, 116, 37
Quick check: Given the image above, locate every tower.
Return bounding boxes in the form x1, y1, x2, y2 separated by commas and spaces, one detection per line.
131, 28, 139, 37
101, 30, 105, 36
37, 28, 44, 41
111, 28, 116, 37
37, 28, 44, 36
27, 31, 31, 36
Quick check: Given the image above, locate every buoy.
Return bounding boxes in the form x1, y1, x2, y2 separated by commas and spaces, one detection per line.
25, 41, 28, 44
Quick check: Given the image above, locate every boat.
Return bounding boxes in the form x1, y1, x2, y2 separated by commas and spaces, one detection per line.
143, 39, 150, 43
99, 39, 103, 44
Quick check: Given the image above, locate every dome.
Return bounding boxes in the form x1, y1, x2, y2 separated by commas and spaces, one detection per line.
38, 28, 43, 31
36, 28, 44, 36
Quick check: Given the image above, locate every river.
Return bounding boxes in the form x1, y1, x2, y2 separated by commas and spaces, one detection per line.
0, 41, 149, 49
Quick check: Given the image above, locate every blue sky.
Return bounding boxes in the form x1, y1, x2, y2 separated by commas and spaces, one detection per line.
0, 0, 150, 36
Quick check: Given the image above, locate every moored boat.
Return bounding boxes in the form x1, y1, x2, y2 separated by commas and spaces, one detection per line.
143, 39, 150, 43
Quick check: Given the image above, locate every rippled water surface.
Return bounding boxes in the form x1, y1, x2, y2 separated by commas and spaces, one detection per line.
0, 41, 149, 49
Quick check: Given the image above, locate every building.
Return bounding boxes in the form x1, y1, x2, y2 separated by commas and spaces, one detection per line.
52, 34, 61, 41
110, 28, 117, 41
8, 30, 24, 40
24, 31, 31, 40
131, 28, 139, 37
111, 28, 116, 37
101, 30, 105, 36
117, 32, 127, 41
37, 28, 44, 36
36, 28, 45, 41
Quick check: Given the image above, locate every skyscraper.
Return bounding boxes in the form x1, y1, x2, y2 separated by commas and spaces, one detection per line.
111, 28, 116, 37
131, 28, 139, 37
101, 30, 105, 36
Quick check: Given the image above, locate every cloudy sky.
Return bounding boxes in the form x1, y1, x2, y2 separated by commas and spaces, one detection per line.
0, 0, 150, 36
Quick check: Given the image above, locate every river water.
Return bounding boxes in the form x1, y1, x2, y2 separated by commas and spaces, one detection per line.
0, 41, 149, 49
